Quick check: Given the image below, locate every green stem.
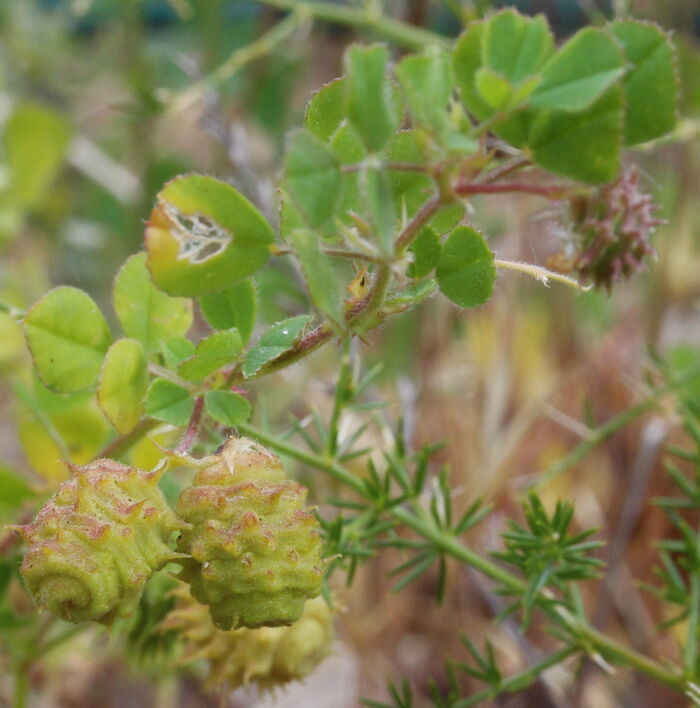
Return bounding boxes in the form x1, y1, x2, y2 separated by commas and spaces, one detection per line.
250, 322, 335, 379
398, 506, 685, 692
392, 506, 526, 592
148, 364, 199, 392
273, 245, 384, 264
234, 427, 687, 694
325, 342, 352, 458
478, 156, 532, 184
0, 302, 25, 319
96, 418, 161, 461
453, 646, 580, 708
535, 363, 700, 488
167, 8, 309, 112
251, 264, 391, 379
13, 667, 28, 708
252, 0, 450, 50
494, 259, 591, 292
559, 610, 684, 691
235, 421, 367, 496
394, 196, 443, 255
684, 569, 700, 676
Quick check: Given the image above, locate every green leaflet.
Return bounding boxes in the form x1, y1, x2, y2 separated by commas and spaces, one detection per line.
344, 44, 401, 153
145, 378, 193, 426
407, 227, 441, 279
198, 279, 257, 345
97, 338, 148, 434
113, 252, 192, 354
243, 315, 312, 379
609, 20, 678, 145
436, 226, 496, 308
160, 337, 196, 369
482, 10, 553, 85
24, 287, 112, 393
529, 84, 624, 184
178, 329, 243, 383
396, 47, 453, 134
529, 27, 626, 112
97, 339, 148, 434
289, 229, 344, 329
204, 390, 252, 426
284, 129, 342, 228
4, 103, 72, 208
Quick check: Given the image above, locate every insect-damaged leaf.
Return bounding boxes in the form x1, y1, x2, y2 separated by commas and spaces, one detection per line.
145, 174, 274, 297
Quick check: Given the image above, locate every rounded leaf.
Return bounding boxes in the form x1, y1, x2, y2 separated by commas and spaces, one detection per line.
24, 287, 111, 393
97, 338, 149, 434
145, 175, 274, 297
204, 390, 252, 426
198, 279, 257, 345
113, 252, 192, 353
145, 378, 193, 426
436, 226, 496, 308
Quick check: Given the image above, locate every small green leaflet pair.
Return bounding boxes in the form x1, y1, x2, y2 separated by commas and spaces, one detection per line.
454, 11, 678, 183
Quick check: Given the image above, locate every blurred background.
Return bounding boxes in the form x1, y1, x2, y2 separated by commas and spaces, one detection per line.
0, 1, 699, 706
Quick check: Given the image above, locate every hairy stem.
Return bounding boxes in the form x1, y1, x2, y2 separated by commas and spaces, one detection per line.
455, 181, 571, 199
177, 396, 205, 454
394, 196, 443, 255
273, 245, 384, 264
325, 342, 352, 458
252, 0, 449, 50
494, 259, 591, 292
251, 264, 391, 379
478, 156, 532, 184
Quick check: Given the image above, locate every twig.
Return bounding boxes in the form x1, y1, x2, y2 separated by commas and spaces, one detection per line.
165, 9, 309, 113
96, 419, 161, 461
250, 264, 391, 379
456, 181, 571, 199
533, 363, 700, 488
272, 245, 384, 264
252, 0, 450, 50
177, 396, 205, 454
477, 156, 532, 184
394, 196, 442, 254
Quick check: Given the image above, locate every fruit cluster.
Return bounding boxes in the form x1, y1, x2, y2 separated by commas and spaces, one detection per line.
176, 437, 325, 630
13, 459, 184, 625
12, 437, 328, 665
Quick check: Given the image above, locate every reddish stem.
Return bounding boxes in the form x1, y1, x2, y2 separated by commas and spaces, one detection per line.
177, 395, 205, 453
455, 181, 568, 199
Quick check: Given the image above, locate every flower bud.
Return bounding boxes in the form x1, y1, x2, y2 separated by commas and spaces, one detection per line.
14, 459, 185, 625
572, 166, 663, 289
176, 437, 324, 630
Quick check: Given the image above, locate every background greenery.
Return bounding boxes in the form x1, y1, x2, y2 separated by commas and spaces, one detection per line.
1, 0, 699, 706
